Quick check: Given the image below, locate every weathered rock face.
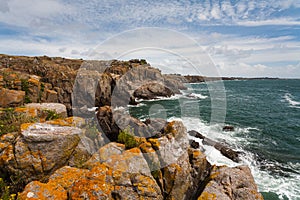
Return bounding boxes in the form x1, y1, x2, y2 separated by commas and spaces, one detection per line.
199, 165, 264, 200
0, 115, 105, 186
96, 106, 120, 141
20, 147, 163, 200
96, 106, 167, 142
16, 119, 263, 200
1, 55, 187, 113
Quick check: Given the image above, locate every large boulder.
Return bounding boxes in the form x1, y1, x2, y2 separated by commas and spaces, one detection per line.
198, 165, 264, 200
0, 88, 25, 107
133, 82, 174, 100
0, 123, 82, 183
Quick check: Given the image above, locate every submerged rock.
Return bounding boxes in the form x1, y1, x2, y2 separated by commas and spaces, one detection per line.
223, 125, 235, 131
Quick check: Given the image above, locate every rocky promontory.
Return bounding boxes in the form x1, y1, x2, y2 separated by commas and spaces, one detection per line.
0, 54, 263, 199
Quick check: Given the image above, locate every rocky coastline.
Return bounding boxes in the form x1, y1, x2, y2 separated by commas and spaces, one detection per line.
0, 54, 263, 199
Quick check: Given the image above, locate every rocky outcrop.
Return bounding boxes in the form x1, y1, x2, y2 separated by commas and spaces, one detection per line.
0, 54, 263, 200
199, 165, 264, 200
0, 115, 104, 186
111, 65, 186, 106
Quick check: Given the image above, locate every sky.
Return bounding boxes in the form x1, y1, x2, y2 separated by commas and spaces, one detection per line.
0, 0, 300, 77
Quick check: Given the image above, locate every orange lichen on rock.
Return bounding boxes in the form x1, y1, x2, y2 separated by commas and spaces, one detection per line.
198, 191, 217, 200
14, 107, 37, 117
69, 163, 114, 199
20, 123, 35, 131
48, 166, 89, 190
27, 77, 40, 86
148, 138, 160, 150
19, 181, 67, 200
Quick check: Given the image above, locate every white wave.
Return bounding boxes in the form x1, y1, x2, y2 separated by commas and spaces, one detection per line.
135, 94, 183, 102
186, 93, 208, 99
112, 106, 126, 111
127, 103, 146, 108
183, 116, 300, 200
87, 107, 98, 112
241, 151, 300, 200
284, 93, 300, 108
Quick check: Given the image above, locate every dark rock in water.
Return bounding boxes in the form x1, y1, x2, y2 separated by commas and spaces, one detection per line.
202, 138, 217, 146
215, 143, 240, 162
189, 140, 200, 149
188, 130, 240, 162
223, 125, 234, 131
188, 130, 205, 139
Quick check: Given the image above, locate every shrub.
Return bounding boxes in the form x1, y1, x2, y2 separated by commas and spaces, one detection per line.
0, 108, 37, 136
117, 126, 139, 149
43, 109, 60, 121
0, 178, 17, 200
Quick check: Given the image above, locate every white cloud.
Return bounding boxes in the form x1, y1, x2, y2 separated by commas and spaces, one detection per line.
0, 0, 72, 27
237, 18, 300, 26
217, 62, 300, 78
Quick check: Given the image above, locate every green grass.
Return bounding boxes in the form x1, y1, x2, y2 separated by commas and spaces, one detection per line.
0, 108, 37, 136
117, 126, 139, 149
0, 178, 17, 200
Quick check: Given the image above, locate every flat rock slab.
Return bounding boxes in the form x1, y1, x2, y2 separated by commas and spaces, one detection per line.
26, 103, 67, 117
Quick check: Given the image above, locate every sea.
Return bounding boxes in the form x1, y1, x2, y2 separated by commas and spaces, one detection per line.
128, 79, 300, 200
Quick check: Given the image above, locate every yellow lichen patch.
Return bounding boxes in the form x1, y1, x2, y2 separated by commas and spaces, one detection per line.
164, 121, 177, 136
46, 119, 70, 126
148, 138, 160, 150
20, 123, 34, 131
135, 136, 147, 144
127, 147, 142, 154
14, 107, 37, 117
0, 144, 14, 165
64, 117, 85, 127
198, 191, 217, 200
139, 142, 156, 153
133, 175, 158, 196
28, 77, 40, 86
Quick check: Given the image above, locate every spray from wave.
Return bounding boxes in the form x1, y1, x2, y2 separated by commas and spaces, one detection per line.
284, 93, 300, 108
180, 117, 300, 200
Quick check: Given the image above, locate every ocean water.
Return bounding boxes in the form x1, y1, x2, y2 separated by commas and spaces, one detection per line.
128, 79, 300, 200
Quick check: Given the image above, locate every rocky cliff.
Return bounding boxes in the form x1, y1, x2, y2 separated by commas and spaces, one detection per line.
0, 54, 263, 199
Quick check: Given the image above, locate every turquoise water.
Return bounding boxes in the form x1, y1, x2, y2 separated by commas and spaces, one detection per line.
129, 79, 300, 200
